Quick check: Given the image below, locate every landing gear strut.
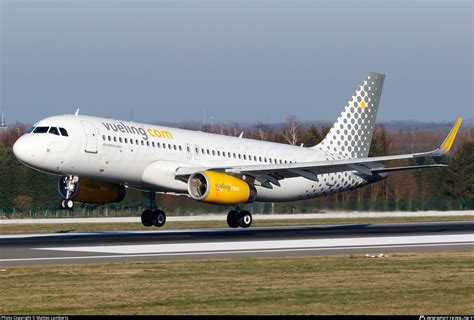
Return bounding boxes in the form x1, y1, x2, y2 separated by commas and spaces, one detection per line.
141, 192, 166, 228
58, 175, 79, 210
227, 207, 252, 228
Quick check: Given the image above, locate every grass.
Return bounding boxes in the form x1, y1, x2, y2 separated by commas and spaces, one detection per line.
0, 251, 473, 314
0, 215, 473, 234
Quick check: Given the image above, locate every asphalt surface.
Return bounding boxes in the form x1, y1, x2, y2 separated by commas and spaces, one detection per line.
0, 221, 472, 266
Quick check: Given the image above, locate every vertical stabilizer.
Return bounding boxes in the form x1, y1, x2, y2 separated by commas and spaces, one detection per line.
314, 73, 385, 158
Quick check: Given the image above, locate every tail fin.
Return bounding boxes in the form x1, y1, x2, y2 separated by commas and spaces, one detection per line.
314, 73, 385, 159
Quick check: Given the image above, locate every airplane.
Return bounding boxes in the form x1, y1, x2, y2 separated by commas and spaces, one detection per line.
12, 73, 463, 228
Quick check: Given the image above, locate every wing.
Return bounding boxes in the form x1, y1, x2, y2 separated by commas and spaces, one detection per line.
175, 118, 462, 188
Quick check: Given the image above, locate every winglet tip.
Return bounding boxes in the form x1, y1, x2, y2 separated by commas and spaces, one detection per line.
441, 117, 463, 152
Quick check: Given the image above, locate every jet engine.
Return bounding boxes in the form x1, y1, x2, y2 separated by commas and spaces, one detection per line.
58, 176, 126, 204
188, 171, 256, 205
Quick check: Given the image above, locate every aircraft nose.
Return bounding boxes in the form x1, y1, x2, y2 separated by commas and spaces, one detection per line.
13, 135, 35, 164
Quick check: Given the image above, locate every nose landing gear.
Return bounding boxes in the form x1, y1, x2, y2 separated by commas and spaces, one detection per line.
58, 175, 79, 210
141, 192, 167, 228
60, 199, 74, 210
227, 208, 252, 228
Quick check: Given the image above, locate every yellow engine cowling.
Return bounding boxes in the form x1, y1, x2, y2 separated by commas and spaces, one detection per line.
58, 177, 126, 204
188, 171, 256, 205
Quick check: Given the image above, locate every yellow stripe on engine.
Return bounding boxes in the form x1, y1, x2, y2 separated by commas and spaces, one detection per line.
442, 117, 463, 151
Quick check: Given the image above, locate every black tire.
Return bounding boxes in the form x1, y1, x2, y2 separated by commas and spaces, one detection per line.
152, 210, 166, 227
227, 210, 240, 228
66, 199, 74, 210
60, 200, 66, 210
141, 209, 153, 227
238, 210, 252, 228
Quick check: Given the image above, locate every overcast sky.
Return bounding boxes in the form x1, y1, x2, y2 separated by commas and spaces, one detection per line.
1, 0, 472, 125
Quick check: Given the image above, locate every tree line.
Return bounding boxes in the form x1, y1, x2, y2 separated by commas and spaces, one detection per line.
0, 119, 472, 217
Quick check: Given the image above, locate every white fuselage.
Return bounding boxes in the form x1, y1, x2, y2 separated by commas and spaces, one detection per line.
13, 114, 373, 202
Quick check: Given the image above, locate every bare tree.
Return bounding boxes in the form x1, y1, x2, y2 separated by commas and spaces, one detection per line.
0, 122, 27, 147
282, 116, 301, 145
255, 123, 269, 141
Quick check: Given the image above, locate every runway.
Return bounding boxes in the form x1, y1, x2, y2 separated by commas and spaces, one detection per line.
0, 221, 472, 266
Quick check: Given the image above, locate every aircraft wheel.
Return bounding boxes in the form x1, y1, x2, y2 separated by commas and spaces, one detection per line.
65, 199, 74, 210
152, 209, 166, 227
238, 211, 252, 228
60, 199, 74, 210
141, 209, 153, 227
227, 210, 240, 228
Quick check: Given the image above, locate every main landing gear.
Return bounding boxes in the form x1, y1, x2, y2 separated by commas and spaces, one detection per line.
227, 208, 252, 228
141, 192, 166, 228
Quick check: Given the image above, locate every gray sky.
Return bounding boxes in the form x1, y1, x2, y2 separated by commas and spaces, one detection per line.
1, 0, 472, 125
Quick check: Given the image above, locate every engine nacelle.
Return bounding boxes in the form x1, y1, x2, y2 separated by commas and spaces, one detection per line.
58, 177, 126, 204
188, 171, 256, 205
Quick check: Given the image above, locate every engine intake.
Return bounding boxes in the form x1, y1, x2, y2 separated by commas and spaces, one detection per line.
58, 177, 126, 204
188, 171, 256, 205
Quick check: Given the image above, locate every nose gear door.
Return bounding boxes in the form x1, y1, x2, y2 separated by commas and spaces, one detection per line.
81, 121, 98, 154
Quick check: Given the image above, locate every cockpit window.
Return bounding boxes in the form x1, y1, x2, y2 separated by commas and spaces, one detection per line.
33, 127, 49, 133
59, 128, 68, 136
26, 127, 35, 133
48, 127, 60, 135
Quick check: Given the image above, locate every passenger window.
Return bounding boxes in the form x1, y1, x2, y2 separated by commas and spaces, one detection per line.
212, 150, 215, 156
59, 128, 69, 136
152, 142, 155, 147
207, 149, 210, 155
179, 145, 182, 151
259, 156, 262, 162
33, 127, 49, 133
113, 137, 117, 142
146, 141, 149, 147
102, 135, 106, 141
195, 147, 199, 154
125, 138, 128, 143
238, 154, 241, 159
173, 145, 177, 150
168, 144, 172, 149
108, 136, 111, 141
233, 153, 236, 158
119, 137, 123, 143
217, 151, 220, 156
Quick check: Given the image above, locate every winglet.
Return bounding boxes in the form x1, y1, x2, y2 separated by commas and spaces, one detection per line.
440, 117, 463, 152
74, 108, 80, 116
